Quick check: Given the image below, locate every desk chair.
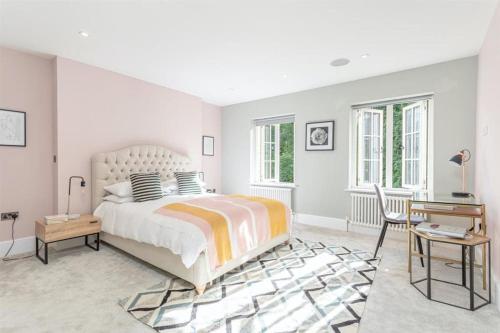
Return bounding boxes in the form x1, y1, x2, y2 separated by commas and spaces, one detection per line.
374, 184, 425, 267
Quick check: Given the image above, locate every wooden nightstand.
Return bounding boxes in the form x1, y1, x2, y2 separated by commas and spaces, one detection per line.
35, 214, 101, 264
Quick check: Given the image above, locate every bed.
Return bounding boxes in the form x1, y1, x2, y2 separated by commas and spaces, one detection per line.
92, 144, 291, 294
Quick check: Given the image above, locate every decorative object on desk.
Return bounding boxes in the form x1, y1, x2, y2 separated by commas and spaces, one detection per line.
202, 135, 214, 156
305, 120, 334, 151
66, 176, 86, 219
416, 222, 467, 239
0, 109, 26, 147
449, 149, 472, 197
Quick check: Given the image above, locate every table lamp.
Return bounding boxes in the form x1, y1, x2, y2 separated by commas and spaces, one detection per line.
449, 149, 472, 197
66, 176, 86, 219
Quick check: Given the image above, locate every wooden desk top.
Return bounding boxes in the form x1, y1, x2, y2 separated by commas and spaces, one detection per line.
410, 203, 482, 218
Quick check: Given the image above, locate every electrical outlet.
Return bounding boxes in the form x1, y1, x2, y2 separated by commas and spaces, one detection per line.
1, 211, 19, 221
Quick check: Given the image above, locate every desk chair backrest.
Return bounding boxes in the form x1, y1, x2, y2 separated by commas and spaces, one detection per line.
374, 184, 389, 220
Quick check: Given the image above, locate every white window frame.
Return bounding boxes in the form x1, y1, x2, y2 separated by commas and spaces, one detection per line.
402, 101, 428, 189
357, 108, 384, 187
260, 124, 280, 182
348, 94, 434, 193
250, 115, 295, 185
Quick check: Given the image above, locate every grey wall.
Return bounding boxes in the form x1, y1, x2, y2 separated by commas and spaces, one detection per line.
222, 57, 477, 219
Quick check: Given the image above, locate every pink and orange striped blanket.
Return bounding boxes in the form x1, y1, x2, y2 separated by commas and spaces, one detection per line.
155, 194, 291, 269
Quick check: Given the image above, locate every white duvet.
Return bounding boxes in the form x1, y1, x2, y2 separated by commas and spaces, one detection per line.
93, 194, 218, 268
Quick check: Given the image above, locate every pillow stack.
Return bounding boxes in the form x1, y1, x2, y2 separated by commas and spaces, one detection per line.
174, 171, 202, 195
130, 172, 164, 202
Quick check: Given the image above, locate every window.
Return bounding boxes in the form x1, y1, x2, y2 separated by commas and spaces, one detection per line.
351, 97, 431, 190
252, 115, 295, 183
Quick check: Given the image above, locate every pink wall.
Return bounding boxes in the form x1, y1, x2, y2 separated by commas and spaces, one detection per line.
0, 47, 55, 241
476, 2, 500, 278
56, 57, 221, 214
0, 50, 221, 244
202, 102, 222, 191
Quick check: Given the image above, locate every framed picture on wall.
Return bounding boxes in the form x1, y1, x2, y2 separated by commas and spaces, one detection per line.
0, 109, 26, 147
305, 120, 334, 151
202, 135, 214, 156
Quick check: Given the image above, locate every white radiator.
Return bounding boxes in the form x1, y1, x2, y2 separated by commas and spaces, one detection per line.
249, 185, 293, 211
348, 190, 413, 231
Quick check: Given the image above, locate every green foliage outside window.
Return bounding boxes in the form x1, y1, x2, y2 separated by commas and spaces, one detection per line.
392, 105, 403, 188
279, 123, 294, 183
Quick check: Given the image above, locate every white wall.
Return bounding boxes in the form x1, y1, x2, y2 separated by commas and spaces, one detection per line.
222, 57, 477, 219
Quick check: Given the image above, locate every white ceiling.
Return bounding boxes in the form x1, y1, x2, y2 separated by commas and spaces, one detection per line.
0, 0, 498, 106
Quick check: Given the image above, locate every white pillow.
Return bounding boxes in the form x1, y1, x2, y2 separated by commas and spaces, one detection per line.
103, 194, 135, 204
160, 177, 207, 195
104, 181, 133, 197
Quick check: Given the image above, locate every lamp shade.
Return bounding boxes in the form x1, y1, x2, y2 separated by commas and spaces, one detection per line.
449, 153, 463, 166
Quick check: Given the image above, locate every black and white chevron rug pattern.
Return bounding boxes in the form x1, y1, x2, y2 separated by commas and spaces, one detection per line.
121, 238, 379, 333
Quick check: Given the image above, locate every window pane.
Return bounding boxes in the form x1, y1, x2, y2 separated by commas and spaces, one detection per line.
406, 134, 412, 158
271, 143, 275, 161
373, 113, 380, 136
265, 143, 270, 160
364, 112, 372, 135
271, 162, 275, 179
405, 162, 411, 185
414, 107, 421, 133
364, 137, 371, 159
414, 161, 419, 185
364, 161, 370, 182
373, 161, 380, 184
405, 109, 412, 133
271, 125, 275, 142
414, 133, 420, 158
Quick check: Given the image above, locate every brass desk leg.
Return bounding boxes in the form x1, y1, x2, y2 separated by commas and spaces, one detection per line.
407, 200, 412, 273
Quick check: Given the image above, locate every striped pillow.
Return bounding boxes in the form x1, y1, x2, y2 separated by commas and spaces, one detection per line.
174, 171, 202, 195
129, 172, 163, 202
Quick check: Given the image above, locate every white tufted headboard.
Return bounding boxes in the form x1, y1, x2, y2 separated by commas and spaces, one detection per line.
91, 145, 193, 210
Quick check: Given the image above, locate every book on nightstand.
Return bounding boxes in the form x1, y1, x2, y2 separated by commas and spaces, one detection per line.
44, 214, 81, 224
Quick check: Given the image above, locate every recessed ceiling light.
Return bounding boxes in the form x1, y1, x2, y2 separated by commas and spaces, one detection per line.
78, 30, 89, 38
330, 58, 350, 67
361, 53, 370, 59
282, 74, 288, 79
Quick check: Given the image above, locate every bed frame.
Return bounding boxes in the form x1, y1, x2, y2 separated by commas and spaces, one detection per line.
91, 144, 290, 294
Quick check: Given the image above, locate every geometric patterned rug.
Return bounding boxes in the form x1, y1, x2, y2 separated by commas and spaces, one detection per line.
121, 238, 379, 333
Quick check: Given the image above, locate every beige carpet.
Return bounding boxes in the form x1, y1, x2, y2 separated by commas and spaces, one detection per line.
0, 223, 499, 333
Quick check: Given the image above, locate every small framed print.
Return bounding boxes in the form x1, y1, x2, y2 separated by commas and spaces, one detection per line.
0, 109, 26, 147
305, 120, 334, 151
202, 135, 214, 156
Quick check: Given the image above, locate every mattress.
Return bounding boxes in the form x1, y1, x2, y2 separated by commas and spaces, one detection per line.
93, 193, 218, 268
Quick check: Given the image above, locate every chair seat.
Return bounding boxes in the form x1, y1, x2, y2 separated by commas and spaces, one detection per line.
386, 212, 425, 225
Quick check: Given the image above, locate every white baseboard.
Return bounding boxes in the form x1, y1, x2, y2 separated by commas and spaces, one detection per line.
0, 236, 35, 257
294, 213, 347, 230
294, 213, 406, 240
494, 273, 500, 312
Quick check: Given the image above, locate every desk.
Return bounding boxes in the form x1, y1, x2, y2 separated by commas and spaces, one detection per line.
409, 229, 491, 310
406, 193, 487, 289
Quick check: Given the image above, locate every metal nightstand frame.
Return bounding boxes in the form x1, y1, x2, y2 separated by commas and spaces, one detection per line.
35, 232, 100, 264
